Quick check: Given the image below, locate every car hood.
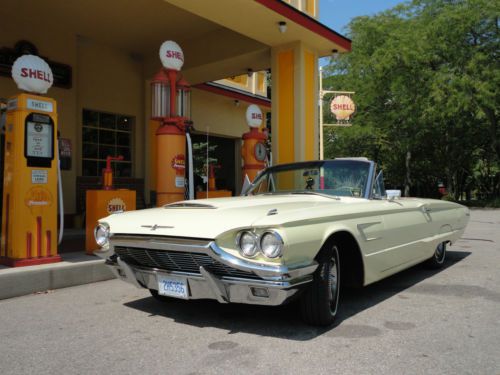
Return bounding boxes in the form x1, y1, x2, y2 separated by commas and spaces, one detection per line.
101, 194, 358, 239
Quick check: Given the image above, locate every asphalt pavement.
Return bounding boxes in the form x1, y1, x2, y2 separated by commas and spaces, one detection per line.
0, 209, 498, 375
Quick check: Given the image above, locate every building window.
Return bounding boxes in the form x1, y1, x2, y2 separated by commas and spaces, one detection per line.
284, 0, 317, 17
82, 109, 133, 177
226, 75, 249, 87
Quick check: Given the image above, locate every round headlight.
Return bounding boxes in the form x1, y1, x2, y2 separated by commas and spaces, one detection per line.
260, 231, 283, 258
238, 231, 258, 257
94, 223, 110, 247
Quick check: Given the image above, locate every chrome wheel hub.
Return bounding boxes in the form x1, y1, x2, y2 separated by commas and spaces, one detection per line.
435, 243, 445, 263
328, 257, 338, 305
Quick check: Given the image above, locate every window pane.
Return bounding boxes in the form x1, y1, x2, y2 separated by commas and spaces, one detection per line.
98, 161, 107, 175
82, 109, 134, 177
82, 143, 98, 159
117, 116, 132, 131
99, 145, 116, 160
117, 146, 131, 161
114, 162, 132, 177
117, 132, 130, 147
82, 127, 98, 143
99, 129, 115, 145
82, 160, 98, 176
83, 110, 98, 127
100, 113, 116, 129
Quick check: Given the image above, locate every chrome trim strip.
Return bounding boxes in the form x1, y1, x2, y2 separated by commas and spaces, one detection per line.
200, 266, 229, 303
127, 263, 313, 288
117, 257, 142, 288
110, 236, 211, 253
365, 160, 376, 199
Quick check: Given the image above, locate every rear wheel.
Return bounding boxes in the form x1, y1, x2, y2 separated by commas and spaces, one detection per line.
425, 242, 447, 269
300, 243, 341, 326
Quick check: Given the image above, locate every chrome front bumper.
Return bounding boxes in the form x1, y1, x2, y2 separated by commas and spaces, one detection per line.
97, 235, 318, 306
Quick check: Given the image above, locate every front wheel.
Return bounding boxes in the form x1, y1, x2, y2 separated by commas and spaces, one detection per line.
425, 242, 447, 269
300, 243, 341, 326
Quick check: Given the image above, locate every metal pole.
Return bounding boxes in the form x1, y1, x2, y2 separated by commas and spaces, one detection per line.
319, 67, 324, 160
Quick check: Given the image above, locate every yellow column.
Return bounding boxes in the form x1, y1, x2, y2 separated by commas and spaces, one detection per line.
271, 42, 318, 164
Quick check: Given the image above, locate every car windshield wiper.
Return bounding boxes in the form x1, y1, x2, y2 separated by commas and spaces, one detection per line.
288, 191, 341, 200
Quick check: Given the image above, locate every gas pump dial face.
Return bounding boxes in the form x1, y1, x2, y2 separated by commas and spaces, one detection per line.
254, 142, 267, 162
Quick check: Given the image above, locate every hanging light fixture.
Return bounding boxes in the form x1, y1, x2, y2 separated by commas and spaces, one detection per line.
278, 21, 287, 33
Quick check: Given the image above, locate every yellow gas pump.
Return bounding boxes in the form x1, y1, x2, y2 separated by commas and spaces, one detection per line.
1, 55, 62, 266
0, 92, 61, 266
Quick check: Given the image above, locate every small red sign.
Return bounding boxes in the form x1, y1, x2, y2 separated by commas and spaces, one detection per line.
171, 154, 185, 175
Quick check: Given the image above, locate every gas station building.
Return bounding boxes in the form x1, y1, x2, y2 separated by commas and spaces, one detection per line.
0, 0, 350, 235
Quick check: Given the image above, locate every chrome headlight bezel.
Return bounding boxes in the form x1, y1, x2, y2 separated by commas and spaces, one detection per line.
260, 231, 284, 258
236, 230, 259, 258
94, 223, 110, 247
236, 229, 284, 259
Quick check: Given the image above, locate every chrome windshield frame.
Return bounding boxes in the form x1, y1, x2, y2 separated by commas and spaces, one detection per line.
246, 158, 378, 200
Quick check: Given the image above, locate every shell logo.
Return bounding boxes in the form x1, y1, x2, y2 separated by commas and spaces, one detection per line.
171, 154, 185, 175
159, 41, 184, 71
11, 55, 53, 94
107, 198, 126, 214
246, 104, 263, 128
330, 95, 356, 121
24, 187, 53, 207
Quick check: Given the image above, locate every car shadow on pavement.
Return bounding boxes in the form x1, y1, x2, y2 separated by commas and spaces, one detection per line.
124, 249, 470, 341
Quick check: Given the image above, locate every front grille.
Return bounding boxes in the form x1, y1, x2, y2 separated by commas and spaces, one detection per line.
114, 246, 261, 280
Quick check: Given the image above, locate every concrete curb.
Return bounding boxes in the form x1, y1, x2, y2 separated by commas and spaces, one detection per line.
0, 255, 116, 300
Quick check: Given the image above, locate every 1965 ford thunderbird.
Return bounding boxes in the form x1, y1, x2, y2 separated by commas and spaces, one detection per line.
94, 158, 469, 326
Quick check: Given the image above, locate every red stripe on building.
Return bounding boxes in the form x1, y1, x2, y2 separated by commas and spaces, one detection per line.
194, 83, 271, 108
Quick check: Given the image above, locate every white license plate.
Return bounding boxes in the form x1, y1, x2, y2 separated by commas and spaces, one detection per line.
157, 274, 188, 299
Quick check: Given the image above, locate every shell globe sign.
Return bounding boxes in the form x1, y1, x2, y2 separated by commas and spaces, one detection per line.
245, 104, 263, 128
159, 41, 184, 71
11, 54, 53, 94
330, 94, 356, 125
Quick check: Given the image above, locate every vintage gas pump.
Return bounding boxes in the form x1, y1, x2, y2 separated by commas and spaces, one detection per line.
242, 104, 268, 183
0, 55, 61, 266
151, 41, 192, 206
85, 156, 136, 254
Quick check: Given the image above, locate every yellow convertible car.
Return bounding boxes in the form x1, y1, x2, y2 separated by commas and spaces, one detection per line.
95, 158, 470, 326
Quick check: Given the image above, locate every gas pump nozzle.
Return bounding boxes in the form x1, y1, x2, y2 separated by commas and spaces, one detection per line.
102, 155, 124, 190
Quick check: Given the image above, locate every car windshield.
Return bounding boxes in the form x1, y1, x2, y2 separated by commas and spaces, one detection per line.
246, 159, 372, 198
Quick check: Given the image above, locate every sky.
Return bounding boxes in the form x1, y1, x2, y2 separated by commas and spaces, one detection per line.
319, 0, 406, 36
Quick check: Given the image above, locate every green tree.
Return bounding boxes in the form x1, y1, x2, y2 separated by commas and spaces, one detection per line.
323, 0, 499, 199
